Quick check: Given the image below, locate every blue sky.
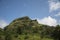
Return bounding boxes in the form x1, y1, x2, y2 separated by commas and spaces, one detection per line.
0, 0, 60, 28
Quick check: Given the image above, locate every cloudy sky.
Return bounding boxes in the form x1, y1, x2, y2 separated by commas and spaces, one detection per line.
0, 0, 60, 28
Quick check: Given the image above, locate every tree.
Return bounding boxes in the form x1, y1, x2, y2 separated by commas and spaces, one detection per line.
51, 25, 60, 40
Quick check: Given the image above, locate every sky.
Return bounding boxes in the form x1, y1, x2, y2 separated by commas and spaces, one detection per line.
0, 0, 60, 28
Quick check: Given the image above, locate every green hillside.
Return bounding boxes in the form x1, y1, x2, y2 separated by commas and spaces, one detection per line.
0, 16, 60, 40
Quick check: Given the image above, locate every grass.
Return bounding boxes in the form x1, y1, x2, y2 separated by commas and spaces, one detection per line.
15, 34, 54, 40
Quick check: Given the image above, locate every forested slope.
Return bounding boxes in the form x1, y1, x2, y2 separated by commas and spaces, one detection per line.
0, 16, 60, 40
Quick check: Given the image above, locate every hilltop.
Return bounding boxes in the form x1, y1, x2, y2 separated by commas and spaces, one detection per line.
0, 16, 60, 40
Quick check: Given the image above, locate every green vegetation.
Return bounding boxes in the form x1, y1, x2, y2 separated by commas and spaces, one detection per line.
0, 16, 60, 40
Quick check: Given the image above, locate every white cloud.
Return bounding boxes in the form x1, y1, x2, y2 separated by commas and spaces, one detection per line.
48, 0, 60, 12
55, 12, 60, 16
37, 16, 57, 26
0, 20, 8, 28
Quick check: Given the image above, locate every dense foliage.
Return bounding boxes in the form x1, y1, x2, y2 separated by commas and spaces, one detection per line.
0, 16, 60, 40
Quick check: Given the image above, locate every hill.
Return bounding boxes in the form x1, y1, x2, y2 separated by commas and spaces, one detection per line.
0, 16, 60, 40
